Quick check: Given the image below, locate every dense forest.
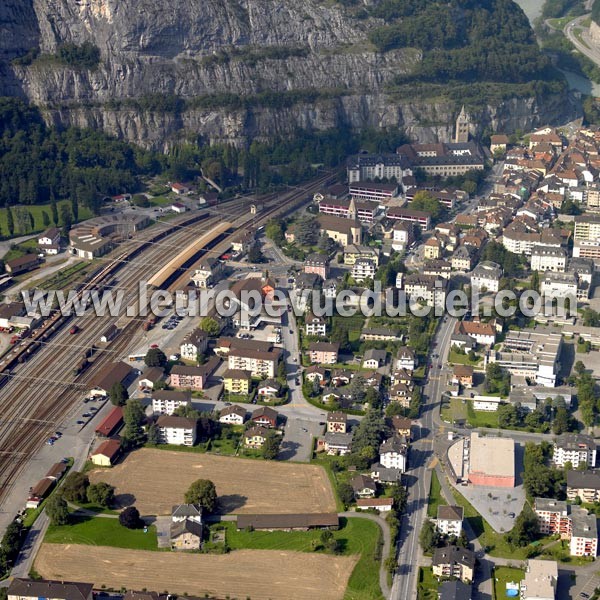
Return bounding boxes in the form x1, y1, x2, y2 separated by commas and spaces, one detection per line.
366, 0, 557, 85
0, 97, 408, 219
0, 98, 162, 213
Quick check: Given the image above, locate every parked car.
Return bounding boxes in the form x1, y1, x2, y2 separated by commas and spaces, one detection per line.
69, 325, 79, 335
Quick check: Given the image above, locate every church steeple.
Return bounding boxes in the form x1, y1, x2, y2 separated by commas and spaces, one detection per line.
455, 105, 470, 143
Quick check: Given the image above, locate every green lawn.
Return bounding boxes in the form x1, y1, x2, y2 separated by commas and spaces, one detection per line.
213, 517, 383, 600
427, 470, 444, 518
467, 403, 499, 428
146, 435, 241, 456
448, 350, 481, 366
492, 566, 524, 600
45, 516, 158, 550
0, 200, 93, 241
417, 567, 438, 600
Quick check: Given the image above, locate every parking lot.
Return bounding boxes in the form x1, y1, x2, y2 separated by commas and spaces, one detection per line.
278, 417, 324, 462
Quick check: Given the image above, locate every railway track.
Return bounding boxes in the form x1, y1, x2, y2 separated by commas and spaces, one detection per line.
0, 172, 336, 522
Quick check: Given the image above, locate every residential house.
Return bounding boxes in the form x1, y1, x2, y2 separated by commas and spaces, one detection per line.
396, 347, 417, 371
391, 415, 412, 439
305, 365, 328, 386
151, 390, 191, 415
180, 329, 208, 362
327, 411, 347, 434
170, 518, 203, 551
553, 434, 597, 468
351, 474, 377, 499
570, 506, 598, 557
423, 259, 452, 280
8, 579, 93, 600
454, 320, 496, 347
391, 221, 415, 251
222, 369, 251, 395
305, 313, 327, 337
257, 379, 282, 401
432, 545, 475, 583
318, 432, 353, 455
171, 182, 190, 194
379, 436, 408, 472
520, 560, 557, 600
361, 326, 400, 342
470, 261, 503, 294
423, 237, 442, 260
156, 415, 197, 446
404, 273, 447, 309
38, 228, 61, 254
245, 425, 269, 448
170, 359, 219, 391
251, 406, 278, 428
567, 470, 600, 503
436, 505, 464, 537
352, 258, 377, 282
227, 344, 281, 378
490, 134, 509, 154
308, 341, 340, 365
304, 253, 330, 280
90, 439, 121, 467
356, 498, 394, 512
534, 498, 570, 538
453, 365, 474, 388
531, 245, 567, 273
219, 405, 246, 425
343, 244, 381, 265
390, 382, 412, 407
451, 245, 478, 271
362, 349, 387, 369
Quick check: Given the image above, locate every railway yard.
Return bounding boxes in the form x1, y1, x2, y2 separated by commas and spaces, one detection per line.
0, 171, 334, 531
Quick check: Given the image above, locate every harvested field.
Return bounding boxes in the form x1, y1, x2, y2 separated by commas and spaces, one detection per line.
89, 448, 336, 516
35, 544, 357, 600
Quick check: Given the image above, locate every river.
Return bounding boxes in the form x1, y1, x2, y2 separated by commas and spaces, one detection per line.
514, 0, 600, 95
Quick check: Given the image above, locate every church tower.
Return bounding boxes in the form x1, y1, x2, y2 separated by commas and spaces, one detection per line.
454, 105, 470, 143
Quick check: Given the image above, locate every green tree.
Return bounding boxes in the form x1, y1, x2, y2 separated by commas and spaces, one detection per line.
6, 206, 14, 236
42, 210, 50, 227
51, 198, 59, 226
71, 196, 79, 221
506, 505, 540, 547
265, 220, 284, 245
86, 482, 115, 507
173, 404, 200, 419
248, 245, 266, 263
144, 348, 167, 368
295, 216, 320, 246
119, 506, 143, 529
352, 409, 385, 457
497, 403, 519, 429
122, 399, 146, 449
411, 191, 446, 224
262, 430, 282, 460
199, 317, 220, 336
337, 482, 355, 508
574, 361, 586, 376
109, 381, 129, 406
184, 479, 218, 513
60, 204, 72, 235
61, 471, 90, 503
419, 519, 439, 553
146, 422, 160, 445
45, 494, 70, 526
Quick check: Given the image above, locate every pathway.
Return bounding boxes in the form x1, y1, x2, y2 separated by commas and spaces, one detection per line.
339, 510, 392, 599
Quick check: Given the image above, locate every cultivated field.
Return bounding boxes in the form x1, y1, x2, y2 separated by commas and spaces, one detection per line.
89, 448, 337, 515
36, 544, 357, 600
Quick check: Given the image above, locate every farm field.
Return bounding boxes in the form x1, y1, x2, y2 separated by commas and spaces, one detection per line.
35, 544, 357, 600
89, 448, 337, 516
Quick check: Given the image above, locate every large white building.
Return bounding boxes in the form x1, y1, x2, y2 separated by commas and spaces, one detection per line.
404, 274, 446, 310
531, 245, 567, 272
228, 347, 281, 378
436, 505, 464, 537
490, 327, 562, 387
470, 261, 502, 293
574, 214, 600, 241
151, 390, 191, 415
520, 560, 558, 600
553, 434, 597, 469
346, 154, 409, 183
156, 415, 197, 446
379, 436, 408, 472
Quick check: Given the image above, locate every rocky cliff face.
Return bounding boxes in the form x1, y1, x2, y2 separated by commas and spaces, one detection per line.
0, 0, 582, 148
